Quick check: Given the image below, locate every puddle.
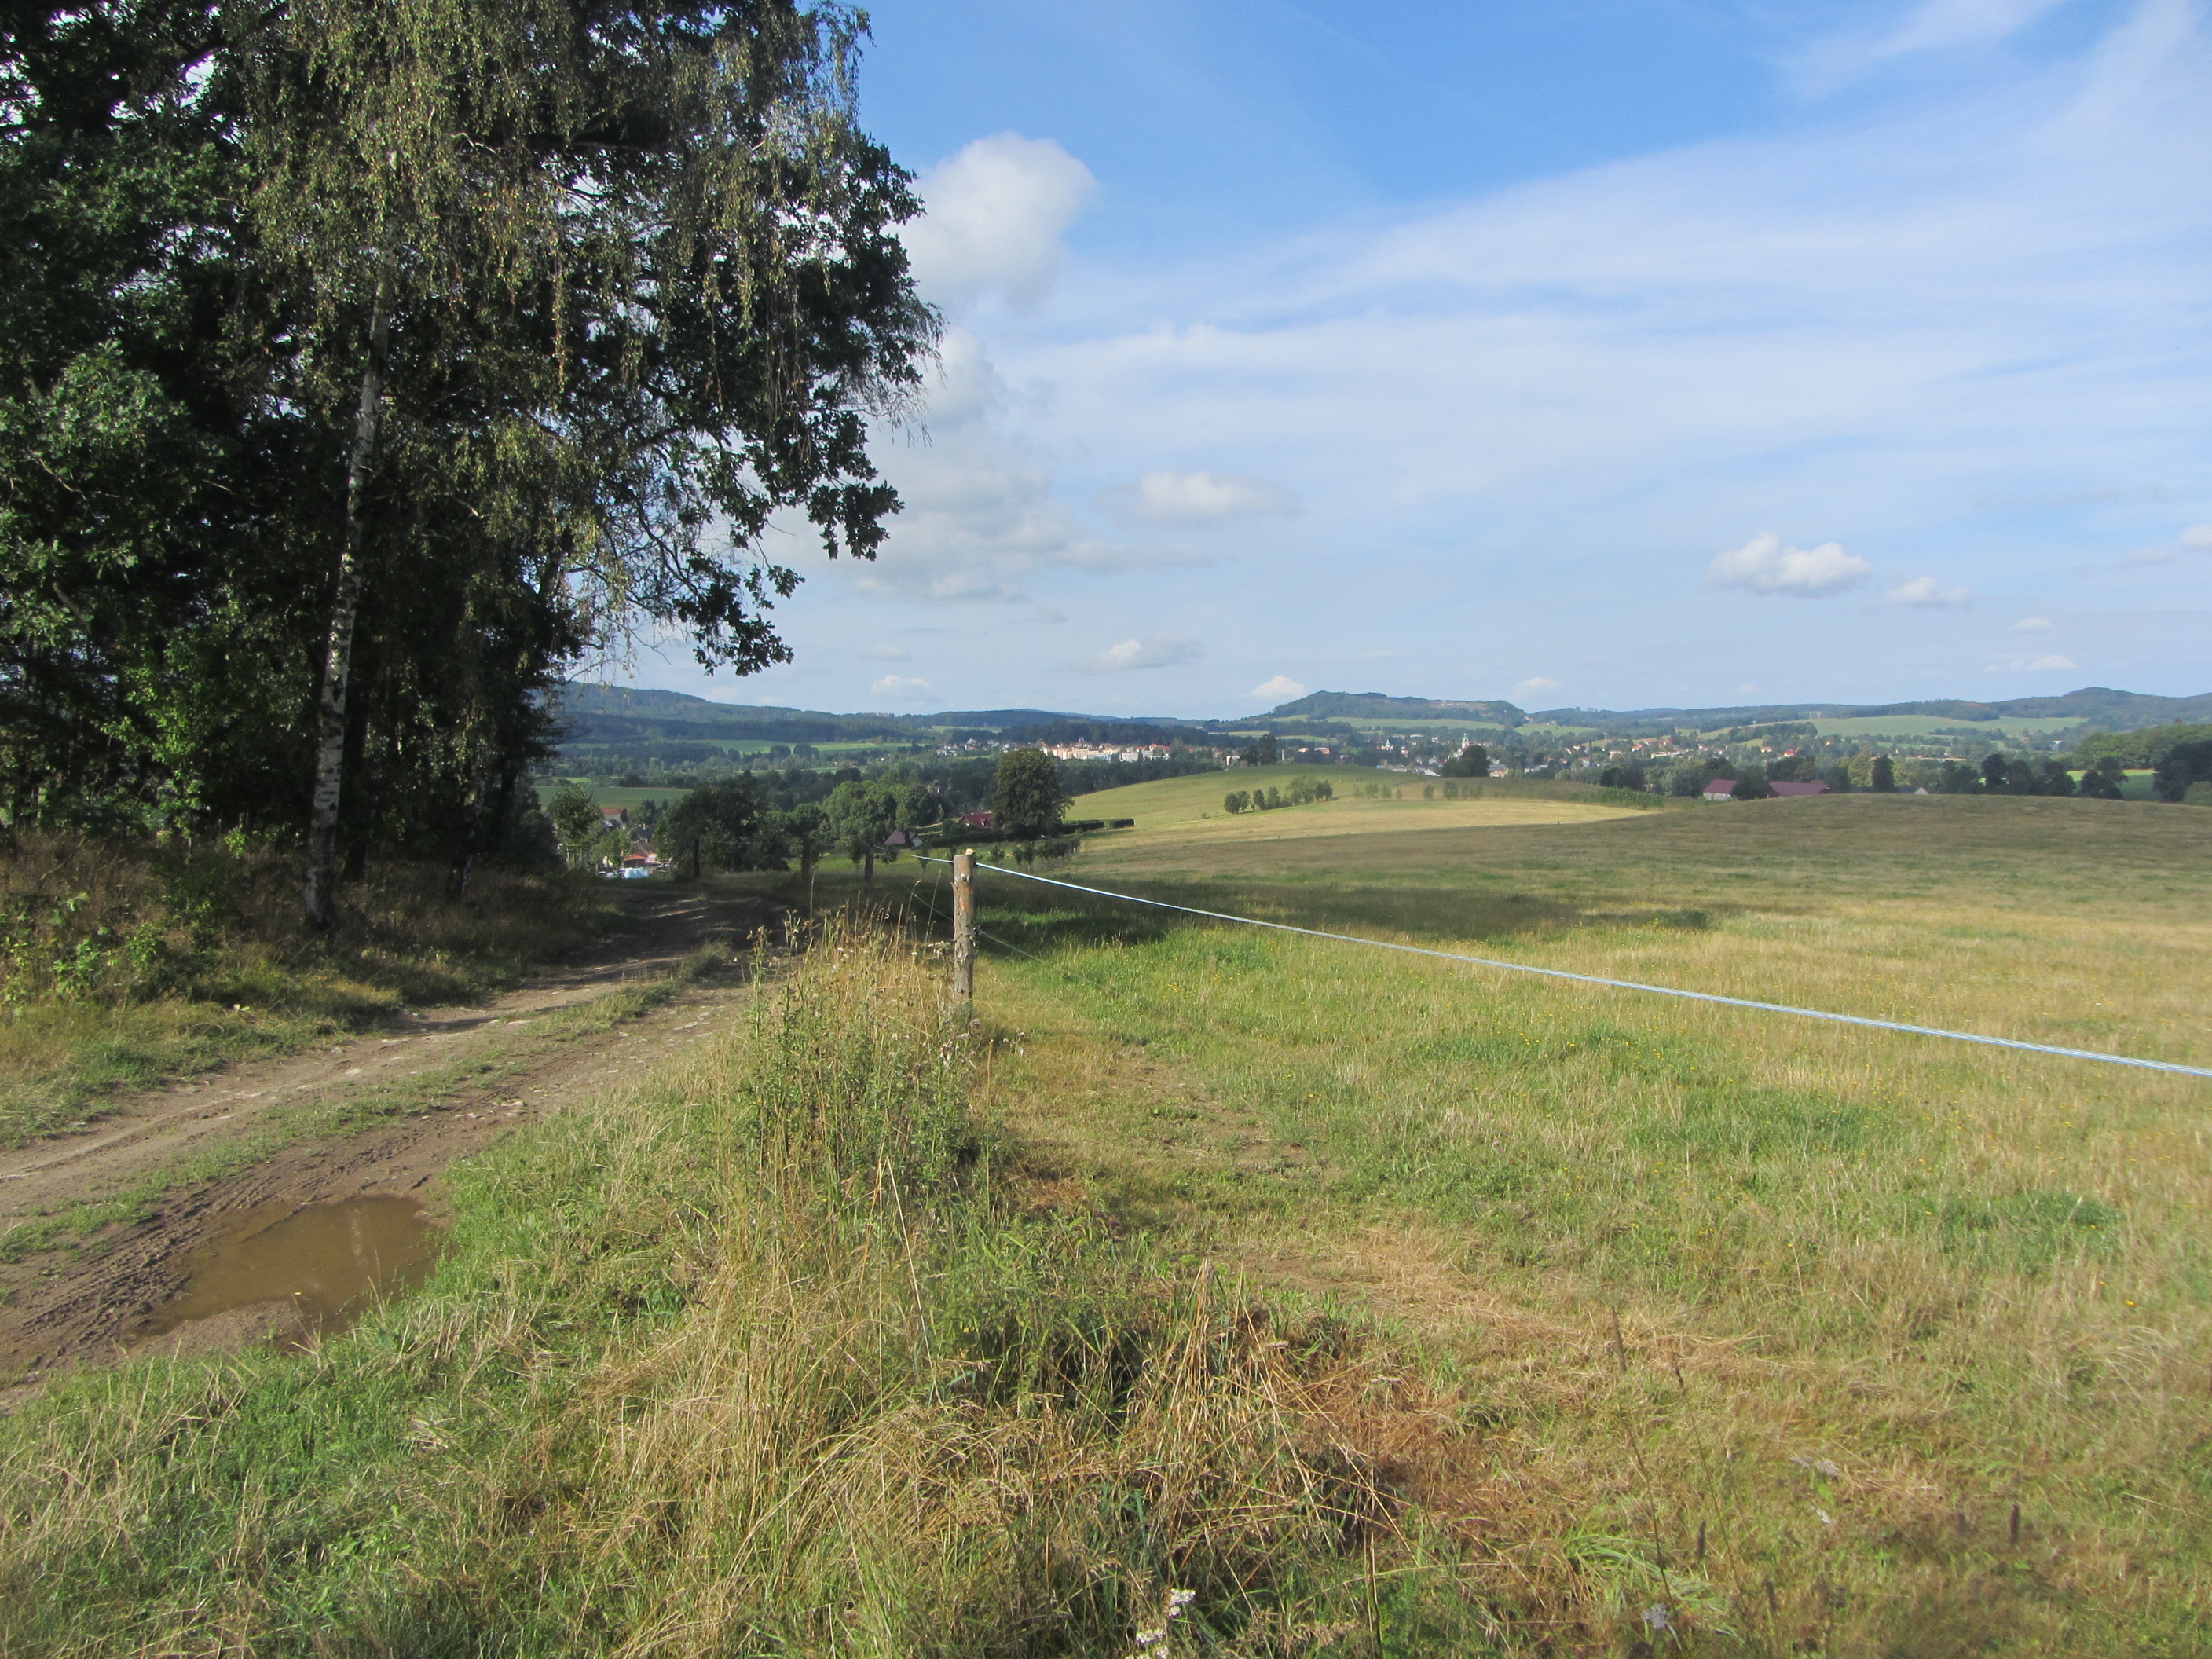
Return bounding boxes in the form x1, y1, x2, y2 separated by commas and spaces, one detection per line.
145, 1196, 442, 1342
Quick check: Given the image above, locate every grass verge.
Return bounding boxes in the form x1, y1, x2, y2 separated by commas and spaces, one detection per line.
0, 925, 1505, 1656
1, 834, 626, 1146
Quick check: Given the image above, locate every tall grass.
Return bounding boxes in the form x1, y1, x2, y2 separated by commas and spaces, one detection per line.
0, 832, 618, 1143
0, 925, 1495, 1655
914, 801, 2212, 1654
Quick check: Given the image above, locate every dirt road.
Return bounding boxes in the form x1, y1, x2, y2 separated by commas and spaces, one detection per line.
0, 883, 777, 1386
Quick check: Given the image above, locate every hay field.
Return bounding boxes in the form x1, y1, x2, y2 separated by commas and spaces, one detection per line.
926, 790, 2212, 1651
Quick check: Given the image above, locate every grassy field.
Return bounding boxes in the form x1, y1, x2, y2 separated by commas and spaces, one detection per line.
8, 794, 2209, 1653
1068, 766, 1658, 847
2, 928, 1495, 1654
876, 791, 2212, 1650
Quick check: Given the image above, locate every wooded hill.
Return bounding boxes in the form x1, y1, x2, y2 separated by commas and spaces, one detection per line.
1251, 685, 2212, 737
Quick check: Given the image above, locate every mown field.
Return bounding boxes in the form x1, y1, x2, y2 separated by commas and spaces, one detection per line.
895, 787, 2212, 1650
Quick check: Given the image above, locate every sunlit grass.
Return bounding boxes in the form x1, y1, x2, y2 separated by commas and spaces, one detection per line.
840, 792, 2212, 1650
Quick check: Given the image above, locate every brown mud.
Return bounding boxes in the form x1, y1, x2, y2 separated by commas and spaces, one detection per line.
0, 881, 779, 1390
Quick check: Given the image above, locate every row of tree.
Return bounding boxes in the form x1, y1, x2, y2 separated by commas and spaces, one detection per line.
1, 1, 933, 924
544, 746, 1075, 890
1223, 777, 1332, 814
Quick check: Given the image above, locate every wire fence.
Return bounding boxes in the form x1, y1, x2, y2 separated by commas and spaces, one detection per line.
914, 853, 2212, 1082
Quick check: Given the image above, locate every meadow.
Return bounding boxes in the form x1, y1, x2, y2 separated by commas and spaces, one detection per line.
5, 787, 2207, 1654
900, 785, 2212, 1650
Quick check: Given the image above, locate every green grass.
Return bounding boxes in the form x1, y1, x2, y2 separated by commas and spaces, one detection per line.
534, 783, 697, 811
0, 840, 624, 1147
13, 796, 2210, 1653
834, 791, 2212, 1650
0, 927, 1500, 1656
0, 947, 739, 1266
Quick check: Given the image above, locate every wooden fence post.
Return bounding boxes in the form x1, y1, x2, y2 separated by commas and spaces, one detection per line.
951, 848, 976, 1008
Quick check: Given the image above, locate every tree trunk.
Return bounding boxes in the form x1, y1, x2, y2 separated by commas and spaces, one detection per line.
303, 264, 394, 930
862, 845, 873, 898
446, 742, 488, 901
482, 763, 518, 864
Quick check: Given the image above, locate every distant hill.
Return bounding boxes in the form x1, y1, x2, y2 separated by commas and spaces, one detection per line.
548, 686, 1207, 749
1267, 690, 1529, 727
553, 680, 2212, 753
1522, 687, 2212, 732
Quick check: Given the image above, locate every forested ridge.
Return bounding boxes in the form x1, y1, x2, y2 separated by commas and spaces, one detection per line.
0, 0, 932, 918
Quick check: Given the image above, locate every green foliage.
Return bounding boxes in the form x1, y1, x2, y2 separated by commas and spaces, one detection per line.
1240, 734, 1280, 767
1440, 743, 1490, 778
2076, 723, 2212, 770
990, 747, 1067, 840
824, 778, 901, 876
544, 784, 602, 867
655, 778, 782, 875
0, 2, 933, 858
1870, 754, 1896, 793
2153, 739, 2212, 803
1729, 766, 1771, 801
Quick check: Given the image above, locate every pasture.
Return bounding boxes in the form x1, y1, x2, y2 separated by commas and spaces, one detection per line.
1066, 765, 1652, 847
901, 789, 2212, 1650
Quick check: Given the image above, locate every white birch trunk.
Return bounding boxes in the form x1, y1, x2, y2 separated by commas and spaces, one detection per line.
303, 267, 392, 929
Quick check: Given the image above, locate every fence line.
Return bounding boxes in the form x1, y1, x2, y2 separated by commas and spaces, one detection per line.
914, 854, 2212, 1081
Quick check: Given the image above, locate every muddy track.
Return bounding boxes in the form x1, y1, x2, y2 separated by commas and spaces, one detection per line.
0, 884, 778, 1389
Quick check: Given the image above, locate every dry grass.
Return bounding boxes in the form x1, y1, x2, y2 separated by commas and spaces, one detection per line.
894, 792, 2212, 1651
0, 925, 1500, 1655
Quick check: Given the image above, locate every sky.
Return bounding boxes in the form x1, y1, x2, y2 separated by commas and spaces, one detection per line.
613, 0, 2212, 719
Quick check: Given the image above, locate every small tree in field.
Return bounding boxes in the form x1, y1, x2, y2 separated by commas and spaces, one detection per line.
993, 748, 1067, 839
1870, 756, 1895, 793
826, 780, 900, 897
547, 785, 602, 867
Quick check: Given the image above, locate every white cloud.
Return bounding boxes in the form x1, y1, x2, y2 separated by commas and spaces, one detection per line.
1706, 533, 1871, 597
868, 643, 910, 661
2027, 654, 2078, 671
1081, 635, 1204, 673
2126, 544, 2180, 566
1249, 674, 1307, 702
870, 675, 933, 701
1805, 0, 2079, 82
1513, 676, 1564, 700
1108, 471, 1299, 526
1887, 575, 1972, 606
2011, 616, 2054, 631
2184, 522, 2212, 548
1033, 605, 1068, 624
903, 134, 1097, 314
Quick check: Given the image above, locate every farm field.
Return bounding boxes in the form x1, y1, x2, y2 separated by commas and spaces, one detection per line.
1066, 765, 1652, 847
533, 782, 693, 812
896, 790, 2212, 1650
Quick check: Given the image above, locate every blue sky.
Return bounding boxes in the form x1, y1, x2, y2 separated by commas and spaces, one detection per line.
616, 0, 2212, 717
